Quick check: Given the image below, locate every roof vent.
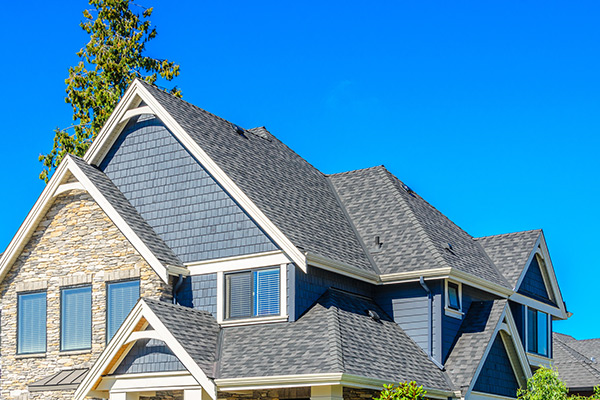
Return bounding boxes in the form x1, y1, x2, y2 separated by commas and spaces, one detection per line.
402, 184, 415, 197
592, 357, 597, 363
442, 242, 453, 251
232, 124, 246, 137
371, 236, 384, 253
367, 309, 381, 322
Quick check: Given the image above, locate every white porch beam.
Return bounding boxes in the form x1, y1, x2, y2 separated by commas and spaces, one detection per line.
109, 392, 139, 400
184, 388, 212, 400
311, 385, 344, 400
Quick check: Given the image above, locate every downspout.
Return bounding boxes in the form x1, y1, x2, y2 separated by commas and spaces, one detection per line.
172, 274, 184, 305
420, 276, 444, 370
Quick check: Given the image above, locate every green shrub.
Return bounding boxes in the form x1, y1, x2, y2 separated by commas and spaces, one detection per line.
374, 382, 427, 400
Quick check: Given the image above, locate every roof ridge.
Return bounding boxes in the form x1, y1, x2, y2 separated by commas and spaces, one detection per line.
325, 291, 345, 373
555, 337, 596, 364
475, 229, 542, 240
327, 165, 386, 177
378, 167, 451, 270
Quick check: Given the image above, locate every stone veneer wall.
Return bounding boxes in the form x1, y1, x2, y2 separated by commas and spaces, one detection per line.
0, 190, 172, 400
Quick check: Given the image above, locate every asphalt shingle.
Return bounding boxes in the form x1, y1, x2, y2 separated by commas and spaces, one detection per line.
553, 332, 600, 392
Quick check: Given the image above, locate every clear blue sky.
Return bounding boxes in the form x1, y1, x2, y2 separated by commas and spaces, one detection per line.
0, 1, 598, 339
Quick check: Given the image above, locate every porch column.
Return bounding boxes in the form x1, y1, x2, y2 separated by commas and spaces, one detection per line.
109, 392, 140, 400
184, 388, 212, 400
311, 385, 344, 400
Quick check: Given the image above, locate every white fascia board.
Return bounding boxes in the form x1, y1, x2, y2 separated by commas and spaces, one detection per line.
379, 267, 451, 284
85, 80, 307, 272
187, 251, 290, 275
503, 305, 534, 382
140, 301, 217, 399
66, 157, 170, 283
449, 269, 513, 297
97, 371, 199, 392
306, 252, 379, 284
509, 293, 565, 319
0, 158, 73, 283
215, 373, 453, 399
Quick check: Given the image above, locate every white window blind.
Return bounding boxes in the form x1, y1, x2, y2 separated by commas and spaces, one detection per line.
107, 280, 140, 341
17, 292, 46, 354
254, 269, 280, 316
61, 286, 92, 351
226, 272, 252, 319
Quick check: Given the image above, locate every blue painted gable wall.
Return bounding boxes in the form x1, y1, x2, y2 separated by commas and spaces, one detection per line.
100, 114, 278, 263
112, 338, 185, 374
473, 334, 520, 398
518, 256, 552, 303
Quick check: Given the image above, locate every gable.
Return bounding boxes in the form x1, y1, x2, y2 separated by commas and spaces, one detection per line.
112, 337, 185, 375
473, 334, 520, 398
518, 255, 552, 303
99, 114, 278, 263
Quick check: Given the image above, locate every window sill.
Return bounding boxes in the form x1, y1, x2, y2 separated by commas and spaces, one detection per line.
444, 307, 464, 319
60, 349, 92, 356
220, 315, 288, 327
16, 353, 46, 359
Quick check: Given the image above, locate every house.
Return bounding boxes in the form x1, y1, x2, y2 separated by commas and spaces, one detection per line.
553, 333, 600, 396
0, 79, 571, 400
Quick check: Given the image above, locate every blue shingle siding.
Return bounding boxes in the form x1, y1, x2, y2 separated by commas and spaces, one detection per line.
473, 334, 520, 398
99, 114, 278, 263
112, 338, 185, 374
295, 266, 372, 318
518, 256, 552, 303
509, 301, 525, 347
177, 274, 218, 315
375, 281, 442, 361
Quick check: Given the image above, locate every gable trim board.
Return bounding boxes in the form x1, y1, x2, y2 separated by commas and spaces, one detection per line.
512, 233, 567, 318
83, 79, 307, 272
466, 305, 532, 399
0, 155, 178, 284
74, 299, 216, 400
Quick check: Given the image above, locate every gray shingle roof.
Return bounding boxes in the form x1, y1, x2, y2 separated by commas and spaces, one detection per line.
329, 166, 510, 288
29, 368, 88, 392
553, 332, 600, 391
139, 82, 375, 274
444, 299, 507, 394
69, 155, 183, 267
476, 230, 541, 289
218, 288, 453, 391
144, 298, 221, 378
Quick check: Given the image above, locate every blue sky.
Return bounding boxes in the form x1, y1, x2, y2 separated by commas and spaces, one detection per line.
0, 1, 598, 339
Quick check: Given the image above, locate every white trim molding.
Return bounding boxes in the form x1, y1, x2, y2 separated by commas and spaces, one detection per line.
187, 251, 289, 275
83, 79, 307, 272
526, 352, 553, 369
74, 300, 217, 400
445, 279, 464, 319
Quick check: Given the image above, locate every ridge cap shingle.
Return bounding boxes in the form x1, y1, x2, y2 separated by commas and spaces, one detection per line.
475, 229, 542, 241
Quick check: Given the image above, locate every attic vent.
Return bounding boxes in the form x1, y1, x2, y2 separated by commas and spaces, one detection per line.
232, 124, 246, 137
366, 309, 381, 322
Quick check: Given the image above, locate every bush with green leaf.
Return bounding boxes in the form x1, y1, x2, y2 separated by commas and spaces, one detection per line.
373, 382, 427, 400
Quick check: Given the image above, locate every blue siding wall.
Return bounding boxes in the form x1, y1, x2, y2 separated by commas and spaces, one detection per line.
375, 281, 443, 362
473, 334, 520, 398
100, 115, 278, 263
112, 338, 185, 374
518, 256, 551, 303
295, 266, 372, 318
509, 301, 525, 347
177, 274, 218, 315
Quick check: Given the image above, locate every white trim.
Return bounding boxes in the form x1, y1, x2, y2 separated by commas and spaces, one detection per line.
0, 156, 177, 285
379, 267, 451, 283
215, 373, 454, 399
526, 352, 553, 369
84, 80, 307, 272
187, 251, 289, 275
280, 263, 287, 318
124, 330, 162, 344
98, 371, 200, 392
119, 106, 155, 124
306, 252, 379, 284
510, 293, 563, 318
219, 315, 288, 327
465, 305, 532, 398
216, 272, 224, 323
445, 279, 464, 319
469, 391, 518, 400
55, 182, 86, 196
449, 269, 513, 297
74, 300, 217, 400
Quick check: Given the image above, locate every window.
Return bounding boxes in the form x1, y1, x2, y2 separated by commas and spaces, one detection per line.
107, 280, 140, 341
225, 268, 280, 319
17, 291, 47, 354
447, 282, 460, 310
61, 286, 92, 351
527, 308, 548, 356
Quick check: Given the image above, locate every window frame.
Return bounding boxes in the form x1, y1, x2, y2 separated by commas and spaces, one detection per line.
444, 279, 464, 319
60, 284, 93, 352
105, 279, 140, 343
525, 306, 550, 357
224, 266, 281, 321
17, 290, 47, 355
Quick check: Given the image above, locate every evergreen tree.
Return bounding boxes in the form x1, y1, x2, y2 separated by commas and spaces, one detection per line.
39, 0, 180, 182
